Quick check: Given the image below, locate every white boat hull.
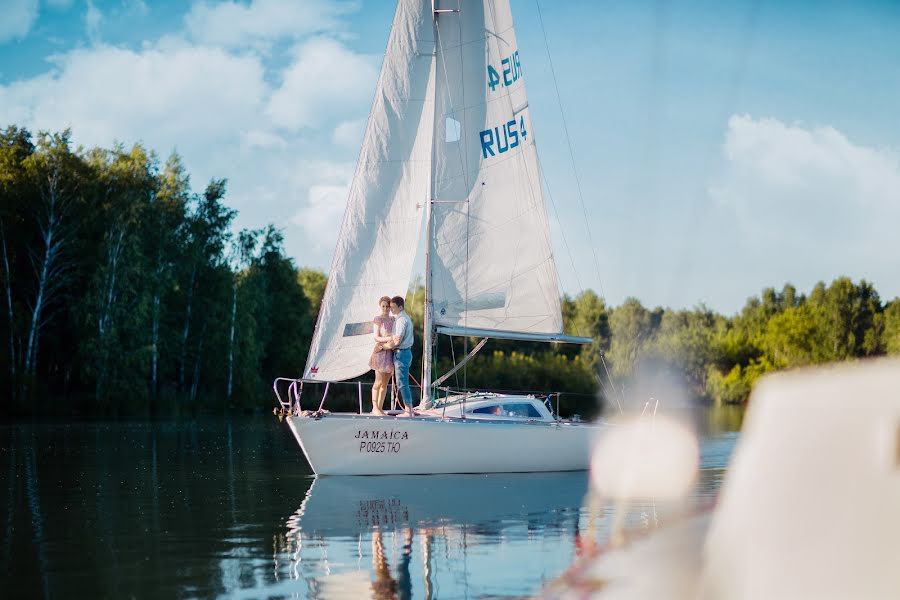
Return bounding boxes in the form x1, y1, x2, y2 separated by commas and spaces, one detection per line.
286, 414, 601, 476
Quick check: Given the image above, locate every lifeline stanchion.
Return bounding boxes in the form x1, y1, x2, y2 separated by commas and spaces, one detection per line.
317, 382, 330, 412
390, 374, 398, 411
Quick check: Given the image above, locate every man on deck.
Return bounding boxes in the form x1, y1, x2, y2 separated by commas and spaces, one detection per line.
388, 296, 416, 414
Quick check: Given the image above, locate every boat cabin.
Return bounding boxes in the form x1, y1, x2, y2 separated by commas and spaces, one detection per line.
428, 393, 556, 422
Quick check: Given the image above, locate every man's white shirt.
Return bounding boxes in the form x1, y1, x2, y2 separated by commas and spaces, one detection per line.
393, 311, 414, 350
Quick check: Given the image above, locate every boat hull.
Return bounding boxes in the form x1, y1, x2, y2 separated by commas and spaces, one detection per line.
286, 414, 601, 476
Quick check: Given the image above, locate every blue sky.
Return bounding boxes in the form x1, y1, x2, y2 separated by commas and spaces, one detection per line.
2, 0, 898, 314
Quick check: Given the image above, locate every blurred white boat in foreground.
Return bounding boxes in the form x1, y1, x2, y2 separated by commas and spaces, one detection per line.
548, 358, 900, 599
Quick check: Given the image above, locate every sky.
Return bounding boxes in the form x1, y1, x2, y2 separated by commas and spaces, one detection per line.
1, 0, 898, 315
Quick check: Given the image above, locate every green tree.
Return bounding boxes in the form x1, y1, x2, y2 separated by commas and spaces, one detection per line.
176, 179, 235, 403
882, 300, 900, 355
255, 226, 312, 388
808, 277, 881, 360
762, 304, 827, 368
80, 144, 157, 410
146, 153, 190, 406
225, 228, 262, 404
0, 126, 35, 409
297, 268, 326, 321
608, 297, 660, 378
653, 306, 720, 396
563, 290, 611, 369
19, 131, 85, 401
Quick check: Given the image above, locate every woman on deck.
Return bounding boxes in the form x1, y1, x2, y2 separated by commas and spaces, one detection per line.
369, 296, 394, 415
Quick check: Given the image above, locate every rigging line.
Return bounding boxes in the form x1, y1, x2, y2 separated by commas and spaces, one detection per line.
454, 0, 471, 391
533, 0, 625, 416
598, 355, 624, 415
536, 153, 584, 295
448, 330, 461, 388
534, 0, 607, 302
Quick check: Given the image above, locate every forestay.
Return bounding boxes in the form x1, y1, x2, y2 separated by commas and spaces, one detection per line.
303, 0, 436, 381
430, 0, 564, 335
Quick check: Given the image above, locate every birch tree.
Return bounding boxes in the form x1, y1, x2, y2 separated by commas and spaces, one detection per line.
178, 179, 234, 402
255, 226, 312, 386
147, 154, 189, 403
20, 131, 81, 397
84, 145, 155, 407
226, 229, 260, 403
0, 127, 35, 405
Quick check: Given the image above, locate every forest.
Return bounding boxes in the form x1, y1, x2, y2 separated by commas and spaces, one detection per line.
2, 126, 899, 418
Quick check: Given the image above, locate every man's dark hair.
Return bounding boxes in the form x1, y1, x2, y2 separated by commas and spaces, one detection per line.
391, 296, 405, 309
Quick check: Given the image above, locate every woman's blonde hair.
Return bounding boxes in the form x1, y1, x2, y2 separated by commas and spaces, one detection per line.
378, 295, 391, 306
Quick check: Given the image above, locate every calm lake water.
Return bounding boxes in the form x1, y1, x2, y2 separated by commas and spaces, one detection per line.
0, 409, 740, 599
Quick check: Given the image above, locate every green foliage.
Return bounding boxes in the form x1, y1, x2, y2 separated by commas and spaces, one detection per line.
705, 357, 773, 404
1, 125, 897, 416
883, 301, 900, 355
297, 268, 327, 321
0, 127, 315, 417
706, 278, 891, 403
608, 298, 660, 378
561, 290, 611, 369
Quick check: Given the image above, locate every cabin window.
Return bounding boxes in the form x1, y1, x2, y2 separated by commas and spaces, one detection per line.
471, 403, 541, 418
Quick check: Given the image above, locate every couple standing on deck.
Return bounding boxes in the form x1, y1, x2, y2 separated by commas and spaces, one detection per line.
369, 296, 415, 415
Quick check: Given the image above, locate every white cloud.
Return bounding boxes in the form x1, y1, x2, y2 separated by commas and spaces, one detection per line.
285, 158, 354, 251
266, 37, 377, 131
708, 114, 900, 300
291, 183, 349, 250
184, 0, 354, 48
332, 118, 366, 148
124, 0, 149, 17
241, 129, 288, 151
0, 0, 39, 43
0, 43, 267, 153
712, 115, 900, 237
85, 0, 104, 44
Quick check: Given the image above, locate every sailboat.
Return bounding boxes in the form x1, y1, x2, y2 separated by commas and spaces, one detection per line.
275, 0, 604, 476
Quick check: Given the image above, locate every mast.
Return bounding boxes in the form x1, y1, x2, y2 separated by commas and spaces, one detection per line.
421, 1, 443, 409
422, 195, 434, 407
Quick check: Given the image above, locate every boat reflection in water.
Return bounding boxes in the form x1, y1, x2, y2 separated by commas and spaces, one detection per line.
271, 470, 724, 599
273, 473, 592, 599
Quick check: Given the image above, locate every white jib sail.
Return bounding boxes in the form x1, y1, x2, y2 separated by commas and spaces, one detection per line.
303, 0, 435, 381
430, 0, 564, 335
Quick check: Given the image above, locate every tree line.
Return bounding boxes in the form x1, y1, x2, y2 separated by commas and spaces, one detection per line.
1, 127, 311, 417
2, 126, 898, 418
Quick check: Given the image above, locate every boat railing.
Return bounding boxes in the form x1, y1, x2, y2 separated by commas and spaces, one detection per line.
273, 377, 423, 416
274, 377, 589, 420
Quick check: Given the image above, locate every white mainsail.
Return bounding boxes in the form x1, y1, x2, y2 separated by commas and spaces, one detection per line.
429, 0, 564, 335
303, 0, 436, 381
